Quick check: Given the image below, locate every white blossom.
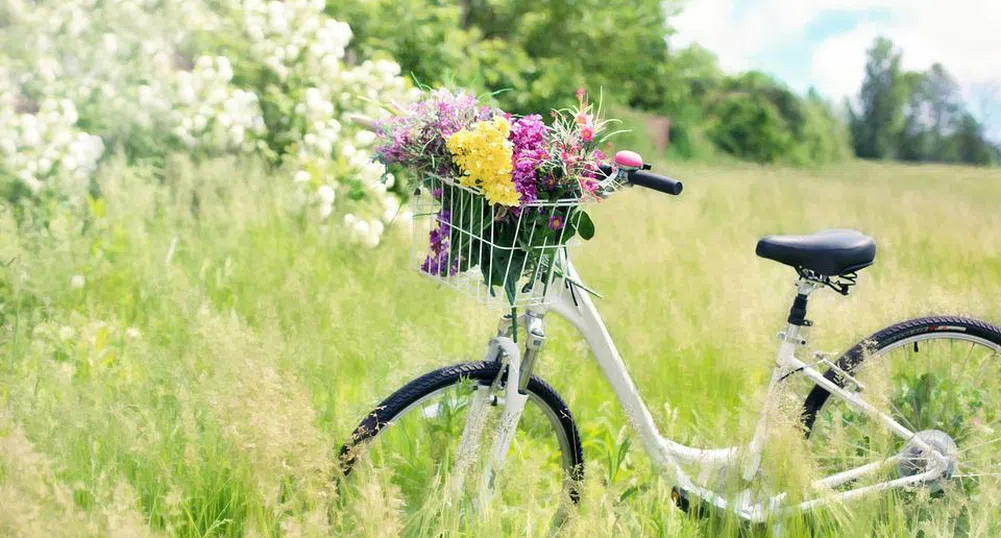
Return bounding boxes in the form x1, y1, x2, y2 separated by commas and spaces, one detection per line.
1, 0, 411, 245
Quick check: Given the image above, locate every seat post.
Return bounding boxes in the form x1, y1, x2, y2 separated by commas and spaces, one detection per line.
788, 293, 810, 327
786, 277, 824, 332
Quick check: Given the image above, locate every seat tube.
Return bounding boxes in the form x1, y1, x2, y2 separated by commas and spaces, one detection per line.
742, 278, 820, 480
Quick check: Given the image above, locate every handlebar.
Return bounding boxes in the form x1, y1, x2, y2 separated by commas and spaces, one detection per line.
598, 163, 684, 196
627, 169, 684, 196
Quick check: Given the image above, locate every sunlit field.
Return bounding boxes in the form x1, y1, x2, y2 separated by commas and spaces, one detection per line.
3, 158, 1001, 537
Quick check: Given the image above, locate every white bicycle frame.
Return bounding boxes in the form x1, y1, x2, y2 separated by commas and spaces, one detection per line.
460, 258, 952, 523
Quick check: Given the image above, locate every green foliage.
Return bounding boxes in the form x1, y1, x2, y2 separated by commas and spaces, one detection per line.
325, 0, 477, 85
703, 73, 850, 165
332, 0, 852, 165
850, 37, 907, 160
851, 37, 999, 166
330, 0, 673, 116
708, 92, 793, 164
795, 90, 855, 164
953, 113, 999, 165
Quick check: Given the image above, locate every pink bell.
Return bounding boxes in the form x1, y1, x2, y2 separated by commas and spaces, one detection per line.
614, 150, 643, 170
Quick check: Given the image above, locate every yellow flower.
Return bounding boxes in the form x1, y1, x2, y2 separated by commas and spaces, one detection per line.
446, 117, 518, 207
482, 179, 520, 207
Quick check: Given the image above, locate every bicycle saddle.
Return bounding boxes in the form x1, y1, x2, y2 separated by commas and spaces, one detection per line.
755, 229, 876, 276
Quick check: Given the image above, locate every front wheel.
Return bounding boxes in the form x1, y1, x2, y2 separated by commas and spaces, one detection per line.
802, 316, 1001, 531
338, 361, 583, 530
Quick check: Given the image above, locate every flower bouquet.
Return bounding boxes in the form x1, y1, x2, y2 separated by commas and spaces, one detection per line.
375, 88, 619, 306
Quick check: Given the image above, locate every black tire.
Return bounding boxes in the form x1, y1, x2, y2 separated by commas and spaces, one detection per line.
802, 316, 1001, 435
339, 360, 585, 501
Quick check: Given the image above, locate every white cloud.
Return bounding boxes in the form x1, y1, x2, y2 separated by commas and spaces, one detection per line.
670, 0, 898, 73
810, 23, 936, 104
671, 0, 1001, 106
811, 2, 1001, 104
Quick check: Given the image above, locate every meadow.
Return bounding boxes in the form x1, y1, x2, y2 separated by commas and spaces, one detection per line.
2, 157, 1001, 537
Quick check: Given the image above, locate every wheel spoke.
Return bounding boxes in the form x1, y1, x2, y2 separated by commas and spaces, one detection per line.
951, 342, 977, 383
805, 327, 1001, 504
339, 363, 580, 533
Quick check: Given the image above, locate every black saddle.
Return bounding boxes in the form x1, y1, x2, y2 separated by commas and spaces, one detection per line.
756, 230, 876, 276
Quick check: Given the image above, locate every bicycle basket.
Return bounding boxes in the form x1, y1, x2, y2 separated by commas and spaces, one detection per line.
410, 174, 587, 307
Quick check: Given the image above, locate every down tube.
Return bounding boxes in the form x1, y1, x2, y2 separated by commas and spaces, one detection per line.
547, 276, 695, 487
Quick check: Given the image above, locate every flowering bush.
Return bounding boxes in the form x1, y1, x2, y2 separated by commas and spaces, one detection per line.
220, 0, 415, 247
166, 57, 268, 153
375, 88, 618, 303
0, 94, 104, 196
0, 0, 413, 246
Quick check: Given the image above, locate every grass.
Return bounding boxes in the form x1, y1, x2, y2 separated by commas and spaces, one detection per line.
2, 156, 1001, 537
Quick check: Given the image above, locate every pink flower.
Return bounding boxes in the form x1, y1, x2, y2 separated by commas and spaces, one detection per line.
575, 112, 591, 126
581, 126, 594, 142
576, 88, 586, 103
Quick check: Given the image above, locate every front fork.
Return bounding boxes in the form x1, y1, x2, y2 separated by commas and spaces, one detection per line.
449, 311, 548, 506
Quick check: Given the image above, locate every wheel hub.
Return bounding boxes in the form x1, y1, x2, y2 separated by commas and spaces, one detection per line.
897, 429, 958, 493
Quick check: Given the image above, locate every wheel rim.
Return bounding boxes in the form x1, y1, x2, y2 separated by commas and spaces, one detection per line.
341, 377, 577, 527
808, 332, 1001, 522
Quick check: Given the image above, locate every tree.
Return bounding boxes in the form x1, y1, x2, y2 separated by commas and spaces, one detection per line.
848, 38, 996, 167
332, 0, 677, 115
953, 113, 997, 165
331, 0, 852, 165
897, 71, 933, 161
849, 37, 906, 159
706, 73, 799, 163
797, 89, 853, 164
924, 63, 963, 161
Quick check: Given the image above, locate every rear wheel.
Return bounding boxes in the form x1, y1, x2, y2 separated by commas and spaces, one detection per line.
803, 317, 1001, 531
338, 361, 583, 531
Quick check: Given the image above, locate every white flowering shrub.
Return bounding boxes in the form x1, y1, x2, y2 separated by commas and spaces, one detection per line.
0, 0, 413, 246
224, 0, 415, 247
168, 57, 268, 153
0, 76, 104, 197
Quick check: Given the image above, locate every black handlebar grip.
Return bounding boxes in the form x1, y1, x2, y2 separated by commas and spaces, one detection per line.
628, 170, 684, 196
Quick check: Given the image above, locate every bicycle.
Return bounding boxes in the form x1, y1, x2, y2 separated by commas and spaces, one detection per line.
337, 150, 1001, 529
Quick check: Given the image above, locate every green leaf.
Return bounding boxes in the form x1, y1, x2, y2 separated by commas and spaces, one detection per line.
577, 211, 595, 240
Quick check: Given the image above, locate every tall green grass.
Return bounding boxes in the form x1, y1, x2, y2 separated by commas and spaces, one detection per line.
2, 156, 1000, 536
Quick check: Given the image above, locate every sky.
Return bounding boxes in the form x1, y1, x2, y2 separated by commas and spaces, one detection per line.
669, 0, 1001, 135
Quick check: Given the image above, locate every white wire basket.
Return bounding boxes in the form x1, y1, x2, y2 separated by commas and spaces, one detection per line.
410, 174, 594, 308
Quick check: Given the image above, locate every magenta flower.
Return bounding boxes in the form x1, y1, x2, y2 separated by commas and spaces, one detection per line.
509, 115, 548, 205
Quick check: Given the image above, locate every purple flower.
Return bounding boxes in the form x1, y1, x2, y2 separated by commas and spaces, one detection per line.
509, 115, 548, 205
420, 207, 459, 277
374, 89, 489, 177
548, 215, 565, 231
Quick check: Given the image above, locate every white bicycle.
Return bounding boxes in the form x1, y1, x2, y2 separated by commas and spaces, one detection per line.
338, 152, 1001, 531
